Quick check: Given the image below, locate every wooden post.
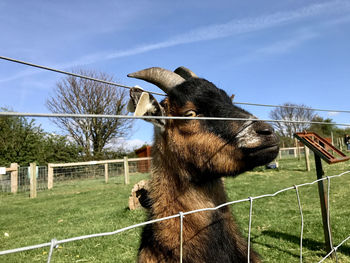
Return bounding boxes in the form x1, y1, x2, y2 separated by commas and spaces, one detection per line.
104, 163, 109, 183
124, 157, 129, 185
10, 163, 18, 194
339, 138, 343, 151
314, 155, 333, 255
295, 139, 301, 160
30, 163, 37, 198
304, 146, 310, 172
48, 164, 53, 190
278, 149, 282, 160
294, 139, 298, 158
331, 132, 334, 145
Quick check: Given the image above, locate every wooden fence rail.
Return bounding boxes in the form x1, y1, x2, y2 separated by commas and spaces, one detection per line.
1, 157, 152, 198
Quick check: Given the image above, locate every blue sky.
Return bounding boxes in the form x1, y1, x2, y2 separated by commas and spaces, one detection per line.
1, 0, 350, 149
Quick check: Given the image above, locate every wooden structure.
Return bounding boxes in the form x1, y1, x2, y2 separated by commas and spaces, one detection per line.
294, 131, 350, 256
295, 132, 349, 164
0, 163, 19, 193
135, 146, 152, 173
47, 157, 152, 189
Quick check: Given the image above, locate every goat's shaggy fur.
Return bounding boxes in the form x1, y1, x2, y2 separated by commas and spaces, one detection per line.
128, 69, 279, 263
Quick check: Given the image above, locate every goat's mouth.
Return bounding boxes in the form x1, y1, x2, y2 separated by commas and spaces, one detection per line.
242, 144, 279, 165
243, 144, 279, 154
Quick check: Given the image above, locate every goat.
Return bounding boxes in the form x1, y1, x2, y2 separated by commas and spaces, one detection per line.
127, 66, 279, 263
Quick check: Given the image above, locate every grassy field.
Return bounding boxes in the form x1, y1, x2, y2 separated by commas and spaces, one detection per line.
0, 157, 350, 262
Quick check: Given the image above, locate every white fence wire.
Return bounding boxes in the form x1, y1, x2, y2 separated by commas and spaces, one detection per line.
0, 170, 349, 262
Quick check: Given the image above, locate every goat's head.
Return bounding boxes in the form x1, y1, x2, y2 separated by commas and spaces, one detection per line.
127, 67, 279, 179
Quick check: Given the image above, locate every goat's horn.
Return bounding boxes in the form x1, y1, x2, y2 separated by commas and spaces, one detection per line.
174, 66, 198, 80
128, 67, 185, 93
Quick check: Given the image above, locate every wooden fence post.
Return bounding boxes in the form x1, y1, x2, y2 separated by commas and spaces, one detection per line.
314, 155, 333, 254
10, 163, 18, 194
331, 132, 334, 145
48, 164, 53, 190
304, 145, 310, 171
104, 163, 109, 183
30, 163, 37, 198
124, 157, 129, 185
338, 138, 343, 151
295, 139, 301, 160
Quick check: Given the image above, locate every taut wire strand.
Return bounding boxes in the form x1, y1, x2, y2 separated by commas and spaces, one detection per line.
294, 185, 304, 263
326, 177, 338, 262
47, 239, 57, 263
247, 197, 254, 263
0, 55, 165, 96
2, 55, 350, 115
0, 111, 350, 127
318, 235, 350, 263
179, 212, 184, 263
233, 102, 350, 114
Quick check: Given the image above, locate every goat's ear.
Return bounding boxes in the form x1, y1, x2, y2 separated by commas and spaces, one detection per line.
128, 87, 166, 128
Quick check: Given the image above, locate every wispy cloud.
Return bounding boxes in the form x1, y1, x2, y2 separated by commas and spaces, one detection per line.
328, 111, 340, 116
91, 0, 350, 62
234, 28, 320, 65
2, 0, 350, 82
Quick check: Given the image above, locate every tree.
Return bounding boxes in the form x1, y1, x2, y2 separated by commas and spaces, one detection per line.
46, 70, 132, 160
308, 116, 335, 138
42, 134, 83, 164
0, 108, 81, 166
269, 103, 315, 146
0, 111, 43, 166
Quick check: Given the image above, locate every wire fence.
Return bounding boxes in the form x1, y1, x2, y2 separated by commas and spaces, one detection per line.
0, 166, 47, 192
0, 158, 152, 193
0, 170, 349, 262
1, 55, 350, 128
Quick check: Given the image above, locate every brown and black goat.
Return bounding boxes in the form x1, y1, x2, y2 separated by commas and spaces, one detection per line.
127, 67, 279, 263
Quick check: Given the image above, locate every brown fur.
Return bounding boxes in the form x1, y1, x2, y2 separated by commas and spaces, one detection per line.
138, 117, 260, 262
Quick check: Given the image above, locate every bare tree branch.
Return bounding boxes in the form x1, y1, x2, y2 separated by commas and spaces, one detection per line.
46, 70, 132, 159
269, 102, 315, 139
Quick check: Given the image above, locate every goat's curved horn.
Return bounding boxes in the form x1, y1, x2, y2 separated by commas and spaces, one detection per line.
174, 66, 198, 80
128, 67, 185, 93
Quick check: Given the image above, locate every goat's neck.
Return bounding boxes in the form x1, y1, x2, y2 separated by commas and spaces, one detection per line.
150, 146, 229, 217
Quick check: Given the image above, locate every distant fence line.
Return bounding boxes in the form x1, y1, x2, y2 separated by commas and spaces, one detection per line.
0, 157, 152, 197
0, 146, 328, 195
1, 142, 346, 195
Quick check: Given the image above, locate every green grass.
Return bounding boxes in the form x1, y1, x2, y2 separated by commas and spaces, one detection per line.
1, 158, 350, 262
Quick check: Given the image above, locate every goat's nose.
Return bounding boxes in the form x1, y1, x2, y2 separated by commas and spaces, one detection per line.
255, 122, 274, 135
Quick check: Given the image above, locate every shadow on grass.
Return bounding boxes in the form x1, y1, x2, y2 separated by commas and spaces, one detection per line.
259, 230, 350, 257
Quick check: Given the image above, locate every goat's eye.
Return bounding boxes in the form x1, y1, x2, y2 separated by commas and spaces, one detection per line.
184, 110, 197, 117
